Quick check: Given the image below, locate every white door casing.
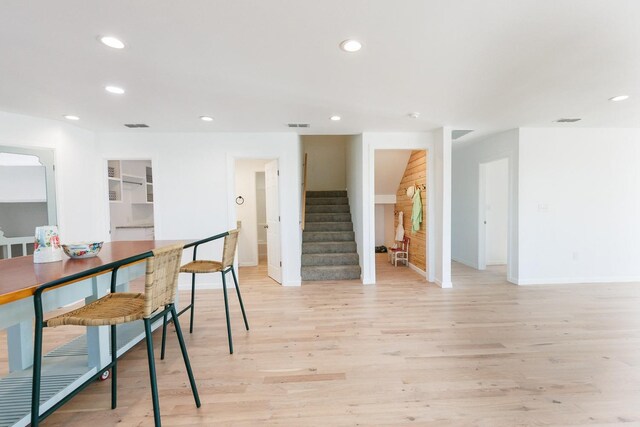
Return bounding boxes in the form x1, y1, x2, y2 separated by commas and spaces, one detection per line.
264, 159, 282, 283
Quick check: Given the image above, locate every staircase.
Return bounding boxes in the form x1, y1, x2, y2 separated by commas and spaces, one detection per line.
302, 190, 361, 281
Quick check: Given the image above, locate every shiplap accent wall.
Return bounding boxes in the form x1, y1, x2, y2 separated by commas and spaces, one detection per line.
394, 150, 427, 272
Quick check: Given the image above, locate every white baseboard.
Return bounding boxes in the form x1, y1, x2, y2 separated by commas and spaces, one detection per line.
408, 262, 427, 278
434, 278, 453, 288
516, 276, 640, 286
282, 279, 301, 287
451, 256, 478, 269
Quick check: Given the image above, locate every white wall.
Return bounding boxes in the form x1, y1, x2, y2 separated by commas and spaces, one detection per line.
302, 135, 347, 191
432, 128, 452, 288
518, 128, 640, 285
235, 159, 269, 266
98, 132, 302, 287
0, 111, 102, 243
346, 134, 364, 279
483, 158, 509, 265
452, 129, 519, 283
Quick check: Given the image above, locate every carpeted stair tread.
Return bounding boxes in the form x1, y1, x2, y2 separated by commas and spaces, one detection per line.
303, 231, 355, 242
302, 241, 357, 254
302, 252, 359, 266
304, 222, 353, 231
305, 213, 351, 222
306, 197, 348, 205
301, 265, 361, 281
306, 204, 350, 213
307, 191, 347, 198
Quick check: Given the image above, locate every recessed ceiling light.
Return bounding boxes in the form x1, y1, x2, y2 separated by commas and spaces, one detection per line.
105, 85, 125, 95
99, 36, 125, 49
63, 115, 79, 121
609, 95, 629, 102
339, 39, 362, 52
408, 112, 420, 119
330, 115, 341, 121
200, 116, 214, 122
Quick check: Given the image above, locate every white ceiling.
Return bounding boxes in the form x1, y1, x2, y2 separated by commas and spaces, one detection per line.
1, 0, 639, 138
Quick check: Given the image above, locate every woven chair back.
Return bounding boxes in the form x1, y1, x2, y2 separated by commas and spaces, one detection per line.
221, 229, 239, 268
144, 243, 184, 318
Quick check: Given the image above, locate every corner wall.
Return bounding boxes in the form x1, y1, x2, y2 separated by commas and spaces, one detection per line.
301, 135, 348, 191
451, 129, 519, 283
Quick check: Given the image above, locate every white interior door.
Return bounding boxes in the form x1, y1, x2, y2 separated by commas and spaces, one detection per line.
478, 158, 509, 269
264, 159, 282, 283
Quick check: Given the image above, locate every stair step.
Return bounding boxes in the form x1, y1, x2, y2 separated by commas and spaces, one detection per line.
306, 197, 348, 205
302, 265, 361, 281
302, 241, 357, 254
306, 204, 350, 213
304, 222, 353, 232
307, 191, 347, 198
303, 231, 355, 242
302, 252, 359, 266
305, 213, 351, 223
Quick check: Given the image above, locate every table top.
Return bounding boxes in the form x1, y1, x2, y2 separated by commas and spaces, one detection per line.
0, 240, 185, 306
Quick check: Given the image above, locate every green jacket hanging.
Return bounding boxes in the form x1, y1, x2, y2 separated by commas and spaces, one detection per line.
411, 189, 422, 233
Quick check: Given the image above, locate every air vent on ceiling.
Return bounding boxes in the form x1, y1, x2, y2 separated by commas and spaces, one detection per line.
452, 130, 473, 140
124, 123, 149, 128
555, 118, 581, 123
287, 123, 310, 128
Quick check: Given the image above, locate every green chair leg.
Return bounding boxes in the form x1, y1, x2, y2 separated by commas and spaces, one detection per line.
31, 321, 44, 427
221, 271, 233, 354
160, 313, 168, 360
230, 267, 249, 331
111, 324, 118, 409
144, 319, 162, 427
189, 273, 196, 333
170, 305, 201, 407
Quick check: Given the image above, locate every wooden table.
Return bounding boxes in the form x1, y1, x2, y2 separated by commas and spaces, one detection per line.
0, 240, 184, 427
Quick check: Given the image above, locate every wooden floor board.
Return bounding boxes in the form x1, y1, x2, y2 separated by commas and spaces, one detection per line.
2, 256, 640, 425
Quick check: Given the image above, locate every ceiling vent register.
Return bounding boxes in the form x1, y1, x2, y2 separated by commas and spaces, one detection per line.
555, 118, 581, 123
287, 123, 310, 128
124, 123, 150, 128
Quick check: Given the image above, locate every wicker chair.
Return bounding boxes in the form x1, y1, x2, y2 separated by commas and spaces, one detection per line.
177, 229, 248, 354
31, 243, 200, 427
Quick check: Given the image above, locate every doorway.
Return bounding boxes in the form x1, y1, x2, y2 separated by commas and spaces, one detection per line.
0, 146, 57, 259
234, 158, 281, 285
372, 149, 429, 284
478, 158, 509, 273
106, 159, 155, 241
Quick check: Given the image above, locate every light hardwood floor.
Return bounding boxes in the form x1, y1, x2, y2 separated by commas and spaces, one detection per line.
4, 257, 640, 425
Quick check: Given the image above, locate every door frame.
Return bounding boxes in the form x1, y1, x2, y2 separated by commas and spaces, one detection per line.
370, 147, 435, 284
477, 157, 510, 272
228, 156, 283, 285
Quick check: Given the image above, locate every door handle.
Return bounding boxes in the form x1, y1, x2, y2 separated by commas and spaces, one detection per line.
264, 225, 269, 229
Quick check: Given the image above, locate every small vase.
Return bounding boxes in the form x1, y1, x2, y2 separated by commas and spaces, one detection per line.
33, 225, 63, 263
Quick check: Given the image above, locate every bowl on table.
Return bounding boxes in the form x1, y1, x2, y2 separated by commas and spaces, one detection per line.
62, 242, 104, 259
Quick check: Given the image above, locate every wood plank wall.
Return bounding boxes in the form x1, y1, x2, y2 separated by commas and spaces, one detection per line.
394, 150, 427, 271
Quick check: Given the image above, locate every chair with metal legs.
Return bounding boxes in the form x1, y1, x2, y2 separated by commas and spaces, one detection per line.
173, 229, 249, 354
31, 243, 200, 427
